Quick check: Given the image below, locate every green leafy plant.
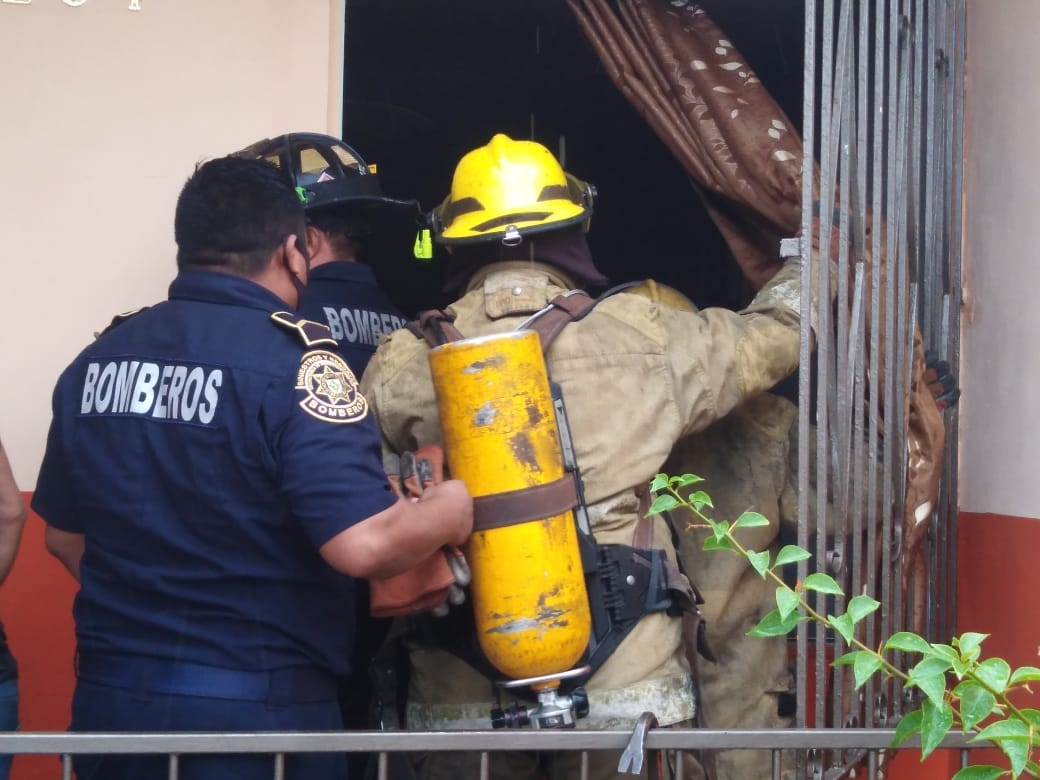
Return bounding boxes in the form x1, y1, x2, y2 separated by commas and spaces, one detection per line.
648, 472, 1040, 780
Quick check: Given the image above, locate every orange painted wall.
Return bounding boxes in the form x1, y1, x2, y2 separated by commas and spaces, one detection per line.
0, 499, 77, 780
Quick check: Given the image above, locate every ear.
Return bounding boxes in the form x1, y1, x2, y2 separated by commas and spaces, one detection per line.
283, 234, 309, 280
304, 224, 325, 259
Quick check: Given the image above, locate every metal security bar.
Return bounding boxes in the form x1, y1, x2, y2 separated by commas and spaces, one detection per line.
0, 728, 982, 780
795, 0, 964, 777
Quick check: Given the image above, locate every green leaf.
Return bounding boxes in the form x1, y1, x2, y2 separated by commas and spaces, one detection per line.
891, 708, 923, 747
775, 587, 800, 620
774, 545, 812, 568
950, 767, 1006, 780
911, 656, 954, 679
708, 519, 729, 542
908, 672, 949, 708
671, 473, 704, 488
702, 535, 734, 552
951, 681, 997, 732
747, 608, 803, 638
829, 612, 855, 644
689, 490, 714, 511
1009, 666, 1040, 686
1019, 708, 1040, 729
846, 594, 881, 624
974, 658, 1012, 695
1001, 737, 1030, 778
928, 643, 961, 665
747, 549, 770, 578
647, 493, 679, 516
733, 510, 769, 529
853, 651, 884, 689
802, 573, 844, 596
954, 632, 989, 659
921, 698, 955, 759
833, 650, 865, 666
971, 718, 1031, 743
885, 631, 934, 655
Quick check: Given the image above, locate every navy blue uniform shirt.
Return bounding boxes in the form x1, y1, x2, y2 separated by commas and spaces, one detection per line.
32, 269, 397, 676
298, 261, 406, 376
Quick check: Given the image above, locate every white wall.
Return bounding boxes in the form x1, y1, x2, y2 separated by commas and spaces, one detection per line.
959, 0, 1040, 517
0, 0, 344, 487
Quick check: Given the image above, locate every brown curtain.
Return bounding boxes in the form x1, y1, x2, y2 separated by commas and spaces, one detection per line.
567, 0, 803, 289
568, 0, 945, 632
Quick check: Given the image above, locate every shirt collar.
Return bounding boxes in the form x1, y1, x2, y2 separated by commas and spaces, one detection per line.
463, 260, 577, 294
168, 268, 289, 312
307, 260, 379, 285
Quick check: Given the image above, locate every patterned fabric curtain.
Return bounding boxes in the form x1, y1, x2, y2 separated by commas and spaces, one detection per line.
567, 0, 804, 289
568, 0, 946, 639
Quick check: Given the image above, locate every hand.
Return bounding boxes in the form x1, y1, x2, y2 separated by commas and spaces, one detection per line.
923, 350, 960, 411
371, 447, 472, 618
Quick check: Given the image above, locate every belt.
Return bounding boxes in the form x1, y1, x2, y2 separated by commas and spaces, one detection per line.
406, 672, 696, 730
77, 653, 337, 705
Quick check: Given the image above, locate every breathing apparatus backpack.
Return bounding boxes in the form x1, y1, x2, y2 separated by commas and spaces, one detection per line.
404, 289, 715, 715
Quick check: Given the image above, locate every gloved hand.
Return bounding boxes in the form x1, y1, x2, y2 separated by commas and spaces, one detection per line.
923, 350, 961, 411
369, 445, 472, 618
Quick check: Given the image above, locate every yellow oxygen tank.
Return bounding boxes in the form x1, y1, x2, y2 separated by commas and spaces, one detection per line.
428, 329, 591, 683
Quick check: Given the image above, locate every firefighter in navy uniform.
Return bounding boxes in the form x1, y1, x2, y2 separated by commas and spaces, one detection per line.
33, 155, 472, 780
236, 133, 424, 762
237, 132, 419, 375
360, 134, 828, 780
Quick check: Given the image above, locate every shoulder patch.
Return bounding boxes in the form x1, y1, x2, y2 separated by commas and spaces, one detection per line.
98, 306, 149, 338
295, 349, 368, 424
271, 311, 338, 348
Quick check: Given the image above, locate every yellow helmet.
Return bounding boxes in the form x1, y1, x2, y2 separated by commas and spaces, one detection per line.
626, 279, 698, 312
432, 134, 595, 246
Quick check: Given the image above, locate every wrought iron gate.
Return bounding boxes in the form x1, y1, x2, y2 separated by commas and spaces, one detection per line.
793, 0, 965, 775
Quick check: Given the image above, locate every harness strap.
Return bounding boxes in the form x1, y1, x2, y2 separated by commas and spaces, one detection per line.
405, 308, 464, 348
632, 484, 655, 550
472, 476, 578, 532
405, 292, 599, 353
520, 292, 599, 349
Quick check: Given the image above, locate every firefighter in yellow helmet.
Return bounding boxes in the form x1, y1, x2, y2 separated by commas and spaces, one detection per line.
360, 134, 827, 780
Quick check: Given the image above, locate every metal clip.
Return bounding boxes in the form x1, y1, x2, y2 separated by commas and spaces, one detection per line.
502, 225, 522, 246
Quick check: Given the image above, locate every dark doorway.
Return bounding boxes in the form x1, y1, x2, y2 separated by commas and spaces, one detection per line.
343, 0, 804, 318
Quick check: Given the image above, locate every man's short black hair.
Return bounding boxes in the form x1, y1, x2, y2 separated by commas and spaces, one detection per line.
175, 156, 306, 274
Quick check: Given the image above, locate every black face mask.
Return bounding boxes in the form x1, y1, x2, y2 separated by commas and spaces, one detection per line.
283, 237, 311, 304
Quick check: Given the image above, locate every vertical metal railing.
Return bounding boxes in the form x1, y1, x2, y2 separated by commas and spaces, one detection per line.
796, 0, 965, 776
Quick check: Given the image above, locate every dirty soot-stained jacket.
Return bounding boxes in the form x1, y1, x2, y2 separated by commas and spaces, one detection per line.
360, 258, 807, 727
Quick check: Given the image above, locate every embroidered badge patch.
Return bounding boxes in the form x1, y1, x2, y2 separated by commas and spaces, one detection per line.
295, 350, 368, 423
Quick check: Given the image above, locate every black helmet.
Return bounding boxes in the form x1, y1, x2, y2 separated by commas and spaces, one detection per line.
234, 132, 420, 235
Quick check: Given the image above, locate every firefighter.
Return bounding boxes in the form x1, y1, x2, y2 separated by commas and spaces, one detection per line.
33, 156, 473, 780
235, 134, 423, 771
235, 132, 419, 375
360, 133, 826, 780
630, 279, 804, 779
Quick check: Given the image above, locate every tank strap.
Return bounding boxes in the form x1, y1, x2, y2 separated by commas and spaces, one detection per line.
472, 476, 578, 532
